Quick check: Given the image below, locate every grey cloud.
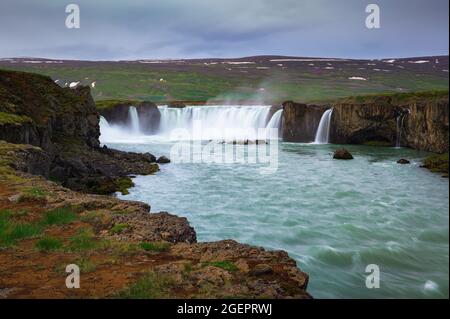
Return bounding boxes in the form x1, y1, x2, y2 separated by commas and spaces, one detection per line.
0, 0, 448, 60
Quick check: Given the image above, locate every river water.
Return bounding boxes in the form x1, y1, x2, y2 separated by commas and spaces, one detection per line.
100, 105, 449, 298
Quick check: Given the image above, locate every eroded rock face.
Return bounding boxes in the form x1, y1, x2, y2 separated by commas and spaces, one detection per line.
403, 100, 449, 153
281, 93, 449, 153
282, 102, 328, 142
329, 95, 449, 153
99, 101, 161, 134
0, 70, 100, 151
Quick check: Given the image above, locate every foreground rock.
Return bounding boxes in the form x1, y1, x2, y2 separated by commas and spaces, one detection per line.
0, 141, 311, 299
333, 149, 354, 160
397, 159, 410, 164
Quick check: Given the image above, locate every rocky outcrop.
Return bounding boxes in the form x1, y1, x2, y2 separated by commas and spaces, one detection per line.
98, 100, 161, 134
402, 99, 449, 153
0, 70, 160, 195
281, 92, 449, 153
0, 70, 100, 152
0, 142, 310, 299
329, 93, 449, 153
281, 101, 328, 142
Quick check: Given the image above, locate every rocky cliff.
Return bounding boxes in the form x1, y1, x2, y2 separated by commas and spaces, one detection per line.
0, 70, 159, 194
281, 101, 328, 142
330, 92, 449, 153
0, 70, 99, 151
98, 100, 161, 134
281, 92, 449, 153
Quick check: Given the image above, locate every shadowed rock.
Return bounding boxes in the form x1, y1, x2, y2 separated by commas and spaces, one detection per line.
333, 148, 354, 160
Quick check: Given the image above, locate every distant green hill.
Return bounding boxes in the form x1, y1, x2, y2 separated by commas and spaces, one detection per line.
1, 55, 448, 104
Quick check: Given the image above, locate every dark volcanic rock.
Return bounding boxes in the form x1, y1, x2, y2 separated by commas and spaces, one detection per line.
329, 94, 449, 153
168, 101, 186, 108
397, 159, 411, 164
0, 70, 100, 152
0, 70, 160, 195
333, 148, 354, 160
3, 142, 51, 177
156, 155, 171, 164
282, 101, 328, 142
99, 101, 161, 134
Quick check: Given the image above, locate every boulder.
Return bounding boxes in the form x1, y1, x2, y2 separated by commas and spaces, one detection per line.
156, 155, 171, 164
397, 159, 411, 164
333, 148, 354, 160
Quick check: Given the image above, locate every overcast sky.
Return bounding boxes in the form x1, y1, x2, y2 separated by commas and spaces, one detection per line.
0, 0, 448, 60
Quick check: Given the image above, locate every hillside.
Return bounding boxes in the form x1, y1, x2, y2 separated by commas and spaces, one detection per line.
0, 55, 448, 104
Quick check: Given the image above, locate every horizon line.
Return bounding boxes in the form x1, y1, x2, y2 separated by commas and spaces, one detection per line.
1, 54, 449, 63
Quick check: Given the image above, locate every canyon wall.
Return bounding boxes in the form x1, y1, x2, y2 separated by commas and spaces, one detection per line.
0, 70, 159, 194
281, 92, 449, 153
0, 70, 100, 152
282, 101, 328, 142
98, 101, 161, 134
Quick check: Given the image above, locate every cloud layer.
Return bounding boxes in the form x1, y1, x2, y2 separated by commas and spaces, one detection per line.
0, 0, 448, 60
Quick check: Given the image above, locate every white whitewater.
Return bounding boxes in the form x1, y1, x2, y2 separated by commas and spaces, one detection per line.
266, 109, 283, 129
128, 106, 140, 133
100, 105, 284, 142
314, 109, 333, 144
158, 105, 271, 134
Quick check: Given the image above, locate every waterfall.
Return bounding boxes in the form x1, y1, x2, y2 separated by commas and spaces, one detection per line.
157, 105, 277, 140
128, 106, 140, 133
395, 111, 408, 148
266, 109, 283, 129
314, 108, 333, 144
100, 105, 284, 142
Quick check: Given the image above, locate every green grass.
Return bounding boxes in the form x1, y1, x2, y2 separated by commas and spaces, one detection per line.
2, 61, 447, 104
40, 207, 77, 226
109, 223, 129, 235
423, 153, 449, 177
117, 272, 175, 299
68, 228, 97, 251
339, 90, 449, 105
17, 187, 48, 203
75, 257, 98, 273
35, 236, 63, 252
114, 177, 134, 195
139, 242, 171, 252
0, 111, 32, 125
201, 260, 238, 272
0, 210, 43, 247
96, 99, 140, 110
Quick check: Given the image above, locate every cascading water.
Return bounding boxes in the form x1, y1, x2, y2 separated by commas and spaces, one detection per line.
100, 105, 284, 142
314, 108, 333, 144
395, 111, 409, 148
266, 109, 283, 129
128, 106, 140, 133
